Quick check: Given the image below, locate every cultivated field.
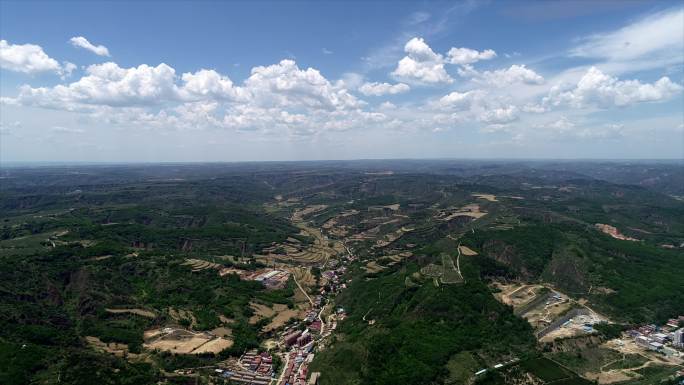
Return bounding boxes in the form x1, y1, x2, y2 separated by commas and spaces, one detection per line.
143, 327, 233, 355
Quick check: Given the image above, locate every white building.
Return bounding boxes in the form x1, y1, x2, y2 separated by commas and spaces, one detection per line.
674, 328, 684, 348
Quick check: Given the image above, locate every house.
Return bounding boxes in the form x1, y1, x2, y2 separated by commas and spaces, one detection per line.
307, 372, 321, 385
652, 333, 669, 344
648, 341, 664, 351
636, 336, 651, 347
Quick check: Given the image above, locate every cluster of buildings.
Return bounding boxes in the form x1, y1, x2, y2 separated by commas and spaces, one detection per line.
284, 329, 314, 348
227, 236, 355, 385
275, 251, 351, 385
626, 316, 684, 355
320, 266, 347, 294
211, 350, 274, 384
279, 347, 319, 385
219, 268, 291, 289
240, 350, 274, 377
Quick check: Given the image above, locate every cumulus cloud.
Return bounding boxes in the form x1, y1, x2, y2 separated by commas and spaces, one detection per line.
69, 36, 111, 57
391, 37, 452, 84
378, 101, 396, 109
436, 89, 521, 128
358, 82, 410, 96
539, 116, 575, 134
244, 59, 362, 110
543, 67, 682, 108
60, 61, 77, 79
460, 64, 544, 86
438, 90, 483, 109
478, 105, 518, 124
6, 58, 375, 136
0, 39, 62, 74
447, 47, 496, 65
179, 69, 247, 101
10, 59, 365, 114
12, 62, 179, 108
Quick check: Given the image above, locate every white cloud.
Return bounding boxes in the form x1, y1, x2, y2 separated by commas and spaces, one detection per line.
9, 59, 362, 112
179, 69, 246, 101
378, 101, 396, 109
0, 39, 62, 74
244, 59, 361, 110
536, 117, 625, 140
570, 8, 684, 71
6, 58, 372, 136
50, 126, 85, 134
543, 66, 682, 108
60, 61, 77, 79
478, 105, 518, 124
481, 123, 510, 133
436, 90, 521, 128
336, 72, 364, 90
540, 116, 575, 134
12, 62, 179, 108
447, 47, 496, 65
461, 64, 544, 86
69, 36, 111, 57
521, 103, 546, 113
322, 48, 333, 55
358, 82, 410, 96
391, 37, 452, 84
438, 90, 482, 109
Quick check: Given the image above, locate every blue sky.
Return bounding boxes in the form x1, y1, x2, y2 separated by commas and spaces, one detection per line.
1, 0, 682, 162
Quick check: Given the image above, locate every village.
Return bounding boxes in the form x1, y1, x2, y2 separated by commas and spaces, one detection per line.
98, 199, 684, 385
623, 316, 684, 358
198, 249, 352, 385
164, 202, 360, 385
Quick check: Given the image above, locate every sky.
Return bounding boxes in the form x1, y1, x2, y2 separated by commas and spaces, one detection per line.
0, 0, 683, 162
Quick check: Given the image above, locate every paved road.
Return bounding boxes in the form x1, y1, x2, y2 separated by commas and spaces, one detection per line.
273, 350, 291, 385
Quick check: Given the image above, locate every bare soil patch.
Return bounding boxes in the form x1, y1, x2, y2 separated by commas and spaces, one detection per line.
458, 245, 478, 256
86, 336, 132, 358
249, 302, 276, 324
364, 261, 386, 273
263, 305, 301, 333
105, 308, 156, 319
437, 204, 487, 221
191, 338, 233, 354
143, 327, 233, 355
291, 205, 328, 222
472, 193, 498, 202
595, 224, 638, 241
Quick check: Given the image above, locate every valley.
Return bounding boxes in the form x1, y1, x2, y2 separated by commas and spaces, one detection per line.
1, 160, 683, 385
